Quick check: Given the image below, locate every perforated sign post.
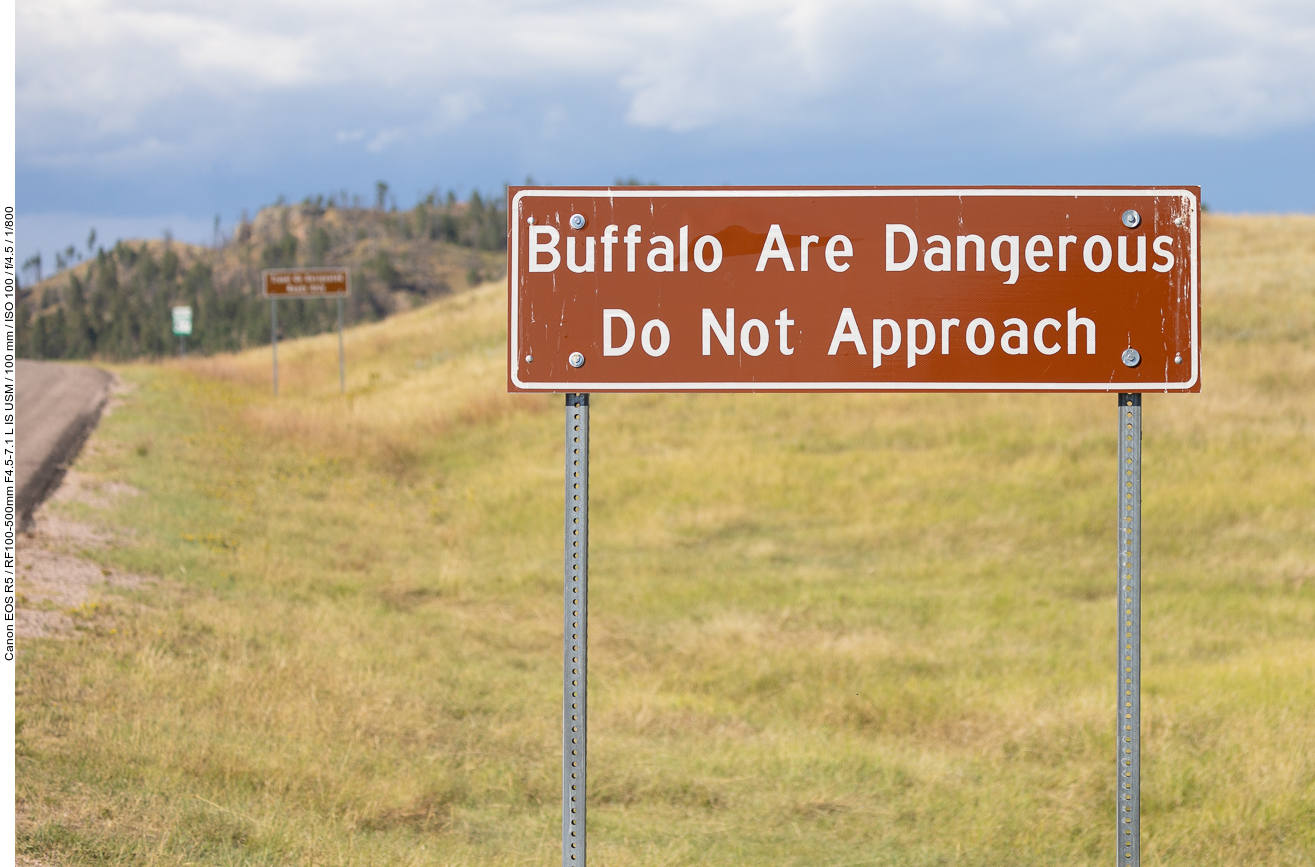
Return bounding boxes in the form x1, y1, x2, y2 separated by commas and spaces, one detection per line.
261, 268, 350, 395
508, 186, 1201, 867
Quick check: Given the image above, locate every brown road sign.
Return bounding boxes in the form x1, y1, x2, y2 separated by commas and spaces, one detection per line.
507, 186, 1200, 393
262, 268, 350, 298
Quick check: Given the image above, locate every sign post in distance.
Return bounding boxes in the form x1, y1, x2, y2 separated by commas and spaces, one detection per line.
261, 268, 351, 395
508, 186, 1201, 867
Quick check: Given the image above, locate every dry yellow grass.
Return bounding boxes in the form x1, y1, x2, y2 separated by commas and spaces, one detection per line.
15, 214, 1315, 866
185, 285, 552, 469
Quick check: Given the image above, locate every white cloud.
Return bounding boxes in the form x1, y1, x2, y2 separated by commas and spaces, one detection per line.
19, 0, 315, 134
616, 2, 827, 131
438, 92, 484, 125
16, 0, 1315, 166
366, 128, 403, 152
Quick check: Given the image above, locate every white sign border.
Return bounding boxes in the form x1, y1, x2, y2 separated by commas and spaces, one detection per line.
508, 187, 1200, 393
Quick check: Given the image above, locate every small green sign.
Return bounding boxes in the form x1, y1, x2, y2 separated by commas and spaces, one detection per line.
172, 306, 193, 336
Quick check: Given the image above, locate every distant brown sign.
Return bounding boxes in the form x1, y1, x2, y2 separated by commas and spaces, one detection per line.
262, 268, 350, 298
507, 187, 1200, 393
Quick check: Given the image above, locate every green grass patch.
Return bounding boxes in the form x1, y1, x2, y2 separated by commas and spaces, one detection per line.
16, 215, 1315, 865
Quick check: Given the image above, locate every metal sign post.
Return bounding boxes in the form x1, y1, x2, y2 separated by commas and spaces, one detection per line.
509, 186, 1201, 867
271, 299, 279, 396
1117, 393, 1142, 864
563, 393, 589, 867
338, 297, 346, 394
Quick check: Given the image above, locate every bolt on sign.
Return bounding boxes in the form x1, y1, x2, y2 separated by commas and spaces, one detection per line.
508, 187, 1200, 392
261, 267, 350, 298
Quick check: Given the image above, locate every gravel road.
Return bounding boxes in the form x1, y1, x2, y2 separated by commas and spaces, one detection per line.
16, 360, 114, 527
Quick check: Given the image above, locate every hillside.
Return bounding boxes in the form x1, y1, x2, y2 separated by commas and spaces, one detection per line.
17, 192, 507, 360
15, 215, 1315, 866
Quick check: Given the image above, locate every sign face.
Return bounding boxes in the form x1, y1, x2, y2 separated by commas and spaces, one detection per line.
171, 306, 192, 336
262, 268, 350, 299
507, 187, 1200, 393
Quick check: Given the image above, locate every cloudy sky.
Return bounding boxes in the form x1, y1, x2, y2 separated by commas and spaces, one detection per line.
17, 0, 1315, 267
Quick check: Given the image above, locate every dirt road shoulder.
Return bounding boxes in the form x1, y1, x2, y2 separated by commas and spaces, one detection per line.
16, 360, 114, 529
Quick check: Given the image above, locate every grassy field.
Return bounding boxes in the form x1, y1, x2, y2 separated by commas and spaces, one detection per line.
16, 215, 1315, 866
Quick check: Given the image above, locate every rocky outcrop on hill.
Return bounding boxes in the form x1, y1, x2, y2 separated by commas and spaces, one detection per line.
18, 194, 508, 360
